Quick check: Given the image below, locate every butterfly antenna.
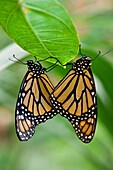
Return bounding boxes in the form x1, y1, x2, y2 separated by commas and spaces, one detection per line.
101, 49, 111, 57
13, 55, 26, 64
92, 51, 101, 61
9, 55, 26, 65
92, 49, 111, 61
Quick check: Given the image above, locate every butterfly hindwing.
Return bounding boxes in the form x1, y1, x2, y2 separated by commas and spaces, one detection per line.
15, 61, 55, 141
51, 57, 97, 143
16, 71, 35, 141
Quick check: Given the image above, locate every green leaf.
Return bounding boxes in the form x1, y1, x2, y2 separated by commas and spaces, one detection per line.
0, 0, 79, 64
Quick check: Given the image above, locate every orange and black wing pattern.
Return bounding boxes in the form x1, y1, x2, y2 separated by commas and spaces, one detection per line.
15, 60, 55, 141
51, 56, 97, 143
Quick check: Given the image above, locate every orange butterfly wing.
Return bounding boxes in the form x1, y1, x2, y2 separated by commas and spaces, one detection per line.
51, 57, 97, 143
15, 61, 55, 141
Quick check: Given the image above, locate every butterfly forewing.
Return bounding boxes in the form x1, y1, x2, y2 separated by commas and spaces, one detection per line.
15, 61, 55, 141
51, 57, 97, 143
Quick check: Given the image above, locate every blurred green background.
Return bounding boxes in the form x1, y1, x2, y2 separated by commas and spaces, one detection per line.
0, 0, 113, 170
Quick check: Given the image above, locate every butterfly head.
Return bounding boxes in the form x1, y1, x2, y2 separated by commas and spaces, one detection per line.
27, 60, 45, 73
72, 56, 92, 72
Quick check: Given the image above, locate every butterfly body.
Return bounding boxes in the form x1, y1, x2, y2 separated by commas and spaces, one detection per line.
51, 56, 97, 143
16, 60, 56, 141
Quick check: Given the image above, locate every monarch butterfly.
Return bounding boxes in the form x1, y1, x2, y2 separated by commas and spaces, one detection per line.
15, 57, 57, 141
50, 54, 97, 143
